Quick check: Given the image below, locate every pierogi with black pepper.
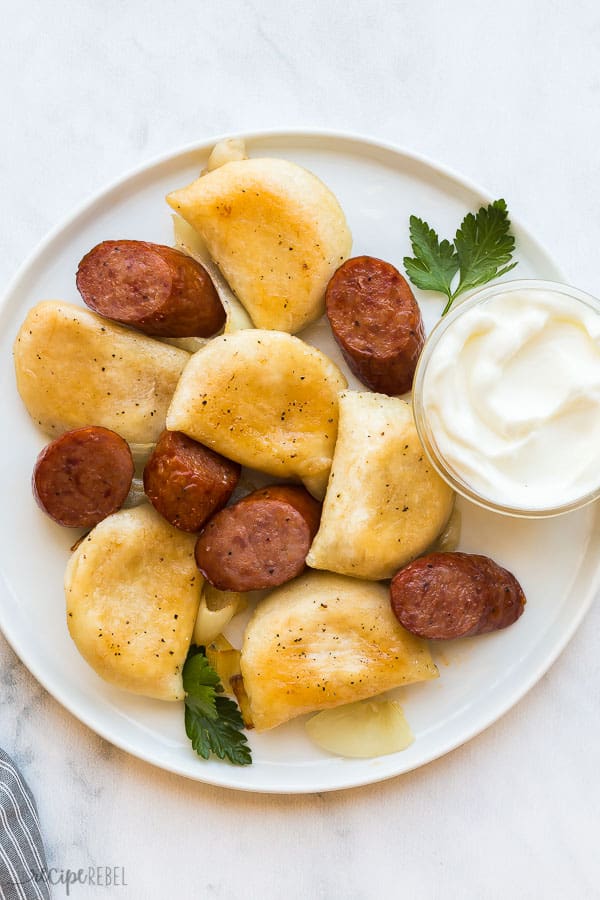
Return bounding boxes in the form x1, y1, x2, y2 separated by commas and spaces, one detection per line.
65, 504, 201, 701
14, 301, 189, 443
307, 391, 455, 580
166, 329, 347, 485
166, 155, 352, 333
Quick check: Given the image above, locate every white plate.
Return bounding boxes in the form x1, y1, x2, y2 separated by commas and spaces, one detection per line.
1, 130, 599, 794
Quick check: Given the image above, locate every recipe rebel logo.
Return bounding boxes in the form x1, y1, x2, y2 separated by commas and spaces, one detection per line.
3, 865, 127, 895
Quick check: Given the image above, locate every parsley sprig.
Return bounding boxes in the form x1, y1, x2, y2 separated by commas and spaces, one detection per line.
403, 199, 517, 315
183, 645, 252, 766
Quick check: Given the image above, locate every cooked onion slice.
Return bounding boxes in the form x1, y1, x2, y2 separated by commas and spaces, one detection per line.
207, 634, 235, 651
230, 674, 254, 729
305, 699, 414, 759
129, 442, 156, 468
206, 637, 241, 692
122, 477, 146, 509
429, 505, 462, 553
204, 584, 246, 613
206, 636, 253, 726
205, 138, 248, 172
193, 586, 243, 647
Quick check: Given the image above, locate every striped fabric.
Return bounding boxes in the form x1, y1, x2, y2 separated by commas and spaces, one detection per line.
0, 750, 49, 900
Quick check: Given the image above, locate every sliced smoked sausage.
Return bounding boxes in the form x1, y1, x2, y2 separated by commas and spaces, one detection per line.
76, 240, 225, 337
143, 430, 240, 533
326, 256, 425, 395
195, 485, 321, 591
32, 426, 134, 528
390, 552, 526, 640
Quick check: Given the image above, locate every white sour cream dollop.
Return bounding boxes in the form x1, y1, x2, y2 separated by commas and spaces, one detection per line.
421, 287, 600, 511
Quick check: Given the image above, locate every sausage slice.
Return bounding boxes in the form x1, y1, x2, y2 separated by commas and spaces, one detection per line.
143, 430, 240, 533
326, 256, 425, 395
32, 426, 134, 528
195, 485, 321, 591
390, 552, 526, 640
76, 240, 225, 337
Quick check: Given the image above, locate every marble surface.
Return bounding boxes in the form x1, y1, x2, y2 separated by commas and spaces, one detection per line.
2, 1, 600, 897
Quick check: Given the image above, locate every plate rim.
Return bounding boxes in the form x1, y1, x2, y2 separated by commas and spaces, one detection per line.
1, 127, 597, 794
0, 127, 566, 311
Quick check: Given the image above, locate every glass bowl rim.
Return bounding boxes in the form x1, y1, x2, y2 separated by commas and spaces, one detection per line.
411, 278, 600, 519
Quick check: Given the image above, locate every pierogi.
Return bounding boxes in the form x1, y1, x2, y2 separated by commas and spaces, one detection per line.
166, 156, 352, 333
170, 215, 253, 352
307, 391, 455, 580
166, 329, 347, 483
240, 571, 438, 731
14, 301, 189, 443
65, 504, 201, 701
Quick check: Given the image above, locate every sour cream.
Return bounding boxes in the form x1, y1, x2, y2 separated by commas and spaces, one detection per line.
415, 282, 600, 514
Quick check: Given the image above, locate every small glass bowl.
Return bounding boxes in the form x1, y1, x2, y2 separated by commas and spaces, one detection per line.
412, 279, 600, 518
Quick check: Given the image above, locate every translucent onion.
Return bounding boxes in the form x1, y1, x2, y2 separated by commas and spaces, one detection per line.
122, 477, 146, 509
230, 675, 254, 729
208, 634, 235, 652
204, 584, 245, 613
193, 588, 242, 647
205, 138, 248, 173
429, 505, 462, 554
302, 470, 330, 501
305, 699, 414, 759
161, 335, 210, 353
206, 637, 241, 693
129, 442, 156, 469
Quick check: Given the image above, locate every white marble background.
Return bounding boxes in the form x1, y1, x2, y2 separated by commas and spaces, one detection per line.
2, 1, 600, 897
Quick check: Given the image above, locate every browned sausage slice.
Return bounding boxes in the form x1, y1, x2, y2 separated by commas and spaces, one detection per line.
32, 426, 134, 528
195, 485, 322, 591
390, 552, 526, 640
326, 256, 425, 395
76, 240, 226, 337
143, 430, 240, 533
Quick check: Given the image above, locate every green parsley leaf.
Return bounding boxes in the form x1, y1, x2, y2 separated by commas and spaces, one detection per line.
186, 697, 252, 766
403, 199, 517, 316
403, 215, 459, 301
182, 651, 220, 719
452, 199, 518, 310
183, 646, 252, 766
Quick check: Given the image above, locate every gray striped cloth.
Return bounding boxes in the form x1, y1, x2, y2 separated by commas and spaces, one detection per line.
0, 750, 50, 900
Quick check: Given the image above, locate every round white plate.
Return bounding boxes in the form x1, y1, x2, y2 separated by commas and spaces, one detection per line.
1, 130, 598, 794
